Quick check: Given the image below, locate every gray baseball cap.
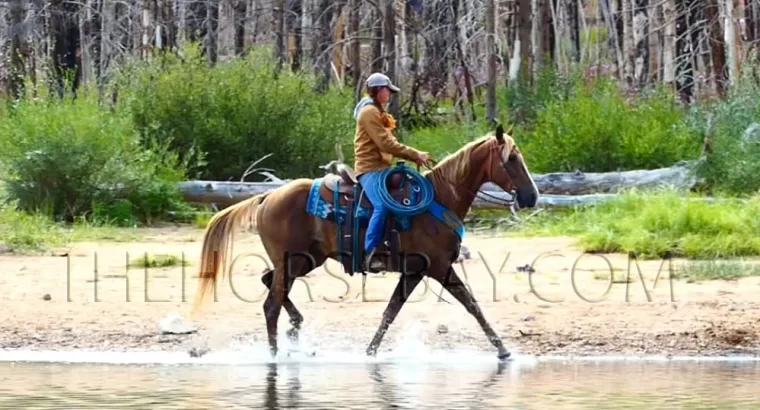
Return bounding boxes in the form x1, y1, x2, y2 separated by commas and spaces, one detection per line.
366, 72, 400, 93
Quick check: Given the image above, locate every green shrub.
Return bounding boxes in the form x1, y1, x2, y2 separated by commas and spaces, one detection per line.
688, 71, 760, 195
404, 121, 493, 160
514, 75, 702, 173
0, 87, 191, 224
118, 45, 356, 181
517, 189, 760, 259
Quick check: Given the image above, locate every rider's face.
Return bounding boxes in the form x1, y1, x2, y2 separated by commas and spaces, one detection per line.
377, 87, 391, 104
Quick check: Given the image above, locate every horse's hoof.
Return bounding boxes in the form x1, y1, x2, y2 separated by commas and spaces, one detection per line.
366, 347, 378, 357
286, 328, 299, 342
497, 350, 512, 361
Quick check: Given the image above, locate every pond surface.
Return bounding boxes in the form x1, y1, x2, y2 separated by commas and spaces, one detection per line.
0, 350, 758, 409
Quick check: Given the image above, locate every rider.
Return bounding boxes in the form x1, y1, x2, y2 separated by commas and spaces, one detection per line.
353, 72, 430, 271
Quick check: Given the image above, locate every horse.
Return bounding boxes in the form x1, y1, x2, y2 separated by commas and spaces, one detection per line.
191, 123, 540, 361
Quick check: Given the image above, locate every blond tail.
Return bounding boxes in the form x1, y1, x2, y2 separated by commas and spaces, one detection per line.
192, 193, 269, 311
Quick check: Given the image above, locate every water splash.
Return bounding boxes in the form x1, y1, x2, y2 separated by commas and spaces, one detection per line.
0, 320, 757, 366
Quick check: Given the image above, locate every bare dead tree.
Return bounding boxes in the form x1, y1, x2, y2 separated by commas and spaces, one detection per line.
0, 0, 751, 112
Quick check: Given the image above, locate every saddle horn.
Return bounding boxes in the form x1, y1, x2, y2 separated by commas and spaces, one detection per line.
334, 142, 344, 164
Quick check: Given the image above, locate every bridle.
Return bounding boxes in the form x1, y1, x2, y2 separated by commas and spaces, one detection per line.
416, 138, 518, 210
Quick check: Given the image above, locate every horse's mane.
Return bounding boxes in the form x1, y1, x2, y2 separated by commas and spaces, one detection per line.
423, 132, 497, 202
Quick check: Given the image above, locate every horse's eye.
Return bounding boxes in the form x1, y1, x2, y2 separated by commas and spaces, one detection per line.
508, 154, 517, 161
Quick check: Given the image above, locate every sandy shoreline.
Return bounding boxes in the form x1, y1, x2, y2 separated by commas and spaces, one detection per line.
1, 226, 758, 358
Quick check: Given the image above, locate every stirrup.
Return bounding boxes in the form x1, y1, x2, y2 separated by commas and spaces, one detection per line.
365, 248, 385, 272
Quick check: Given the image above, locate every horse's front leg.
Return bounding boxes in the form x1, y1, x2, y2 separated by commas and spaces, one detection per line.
436, 266, 511, 360
366, 272, 423, 356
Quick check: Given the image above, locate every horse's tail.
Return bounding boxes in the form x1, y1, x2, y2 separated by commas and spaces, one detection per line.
192, 192, 270, 312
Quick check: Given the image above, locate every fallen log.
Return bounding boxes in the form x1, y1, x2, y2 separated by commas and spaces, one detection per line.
177, 160, 700, 206
481, 159, 700, 194
176, 180, 518, 208
176, 181, 284, 205
175, 179, 739, 210
175, 180, 650, 209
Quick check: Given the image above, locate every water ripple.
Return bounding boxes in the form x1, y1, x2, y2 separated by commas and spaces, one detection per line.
0, 357, 757, 409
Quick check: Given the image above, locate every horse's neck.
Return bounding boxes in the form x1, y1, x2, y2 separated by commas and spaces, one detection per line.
429, 161, 483, 221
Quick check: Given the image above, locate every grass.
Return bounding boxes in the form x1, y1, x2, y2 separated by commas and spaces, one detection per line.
127, 253, 189, 269
511, 189, 760, 259
592, 270, 634, 284
0, 205, 143, 254
674, 259, 760, 282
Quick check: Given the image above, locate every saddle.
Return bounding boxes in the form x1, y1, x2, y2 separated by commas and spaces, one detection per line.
317, 163, 417, 275
318, 163, 407, 208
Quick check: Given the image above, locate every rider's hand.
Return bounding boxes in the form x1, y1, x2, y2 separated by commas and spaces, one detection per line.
416, 151, 430, 165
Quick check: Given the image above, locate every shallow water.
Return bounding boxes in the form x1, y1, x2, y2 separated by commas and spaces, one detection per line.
0, 349, 758, 409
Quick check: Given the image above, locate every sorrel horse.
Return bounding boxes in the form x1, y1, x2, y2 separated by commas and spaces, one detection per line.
192, 124, 539, 361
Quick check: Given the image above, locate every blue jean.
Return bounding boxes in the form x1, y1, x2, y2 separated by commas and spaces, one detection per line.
358, 170, 388, 253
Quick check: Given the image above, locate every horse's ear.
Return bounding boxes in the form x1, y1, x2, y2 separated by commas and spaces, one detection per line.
495, 123, 505, 143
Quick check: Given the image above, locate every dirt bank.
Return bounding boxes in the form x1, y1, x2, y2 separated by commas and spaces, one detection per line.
1, 226, 758, 358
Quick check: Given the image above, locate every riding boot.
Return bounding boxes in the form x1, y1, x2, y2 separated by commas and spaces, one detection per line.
365, 242, 388, 272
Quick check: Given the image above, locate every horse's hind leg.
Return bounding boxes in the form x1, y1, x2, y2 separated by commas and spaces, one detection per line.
366, 272, 423, 357
261, 268, 303, 341
262, 267, 285, 358
263, 249, 325, 357
436, 266, 510, 360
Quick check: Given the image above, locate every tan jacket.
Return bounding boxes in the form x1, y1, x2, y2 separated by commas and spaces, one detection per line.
353, 104, 418, 175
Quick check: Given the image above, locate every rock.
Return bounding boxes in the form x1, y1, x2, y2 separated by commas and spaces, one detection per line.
458, 245, 472, 261
188, 346, 209, 358
157, 313, 197, 335
42, 294, 51, 301
437, 325, 449, 334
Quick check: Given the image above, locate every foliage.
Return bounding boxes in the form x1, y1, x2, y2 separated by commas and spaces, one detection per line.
2, 42, 760, 239
0, 86, 192, 225
0, 200, 143, 254
511, 73, 702, 173
674, 259, 760, 282
118, 45, 356, 181
515, 189, 760, 259
687, 70, 760, 195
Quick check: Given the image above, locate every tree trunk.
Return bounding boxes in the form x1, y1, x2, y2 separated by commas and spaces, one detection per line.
632, 0, 649, 86
348, 0, 361, 87
234, 0, 247, 55
724, 0, 737, 88
288, 0, 303, 70
622, 0, 634, 85
383, 0, 399, 117
422, 0, 451, 97
313, 0, 333, 91
49, 0, 81, 98
452, 0, 476, 121
568, 0, 580, 63
517, 0, 533, 82
532, 0, 544, 75
661, 0, 675, 87
705, 0, 727, 96
600, 0, 625, 78
205, 0, 219, 65
371, 5, 384, 73
6, 0, 26, 100
675, 0, 696, 102
273, 0, 286, 70
485, 0, 497, 124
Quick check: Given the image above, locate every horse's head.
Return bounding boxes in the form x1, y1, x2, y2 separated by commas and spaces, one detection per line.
481, 123, 539, 209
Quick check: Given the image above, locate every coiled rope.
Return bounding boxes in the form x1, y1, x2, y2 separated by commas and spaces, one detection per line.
374, 162, 434, 216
